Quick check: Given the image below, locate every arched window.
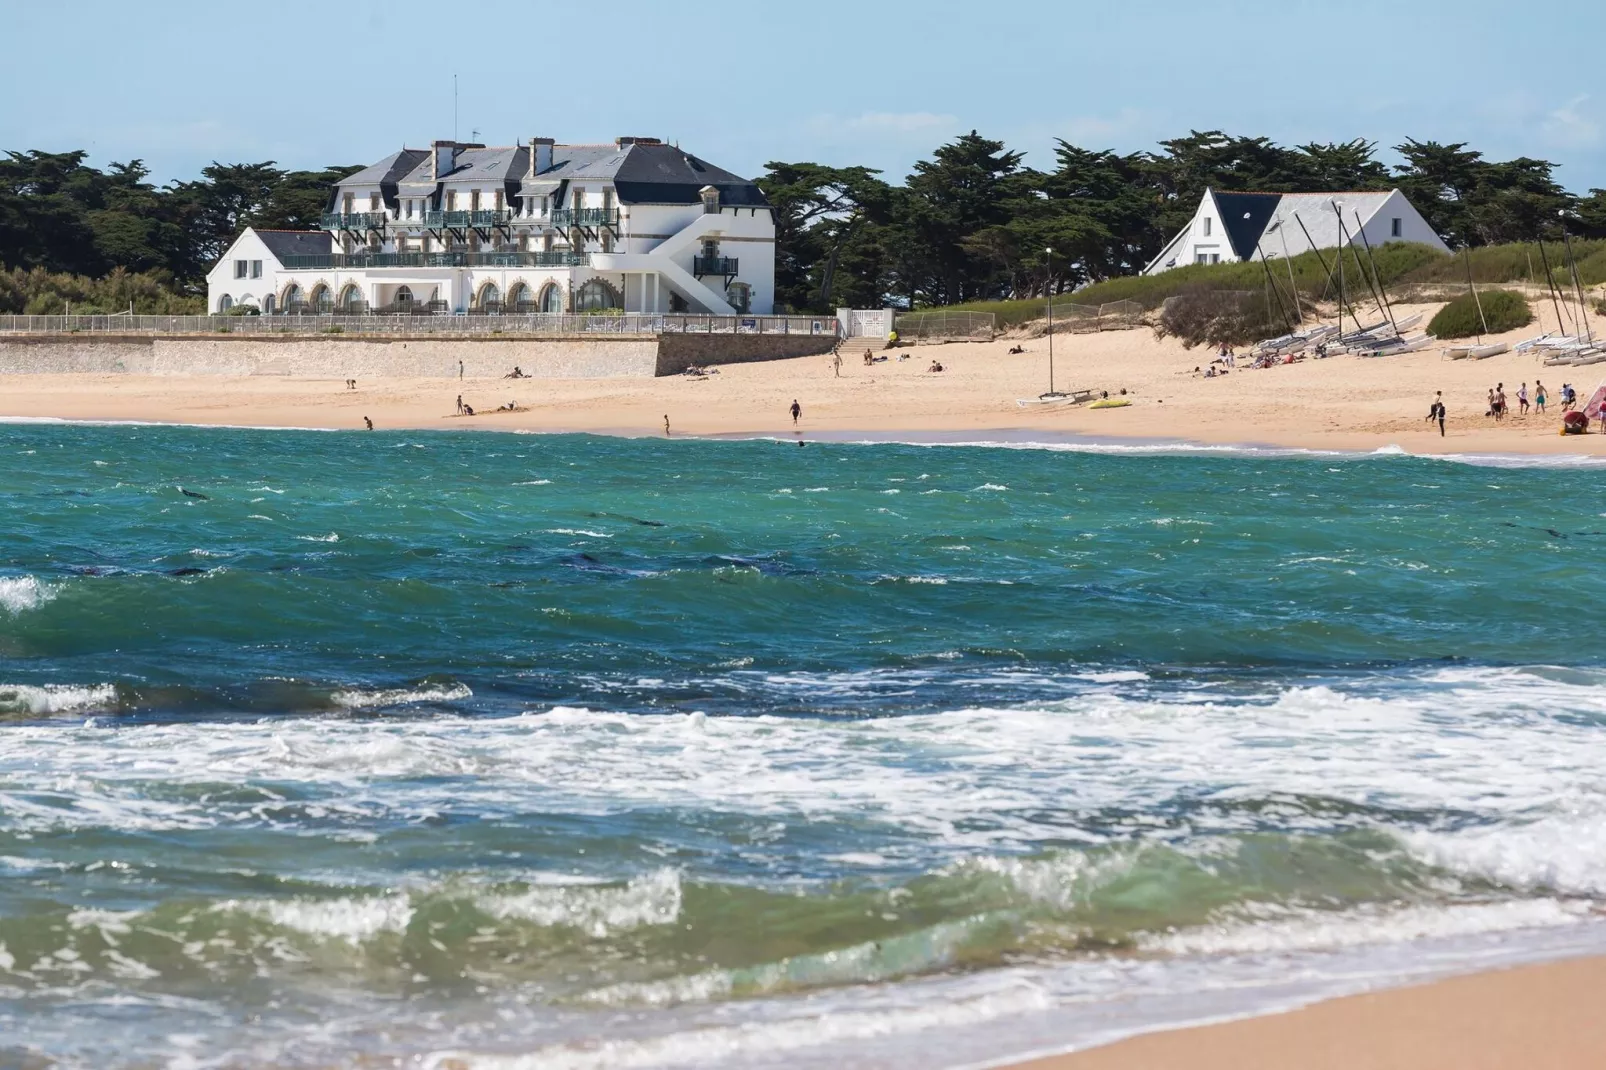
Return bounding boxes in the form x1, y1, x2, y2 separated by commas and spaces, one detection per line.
337, 284, 364, 313
726, 282, 751, 314
283, 283, 305, 314
310, 284, 333, 314
476, 282, 501, 313
538, 283, 565, 314
262, 294, 276, 315
575, 279, 621, 312
217, 294, 234, 313
395, 286, 414, 312
508, 283, 532, 313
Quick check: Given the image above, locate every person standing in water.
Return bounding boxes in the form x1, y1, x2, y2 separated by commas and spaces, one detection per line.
363, 416, 373, 430
1426, 391, 1446, 436
790, 399, 802, 426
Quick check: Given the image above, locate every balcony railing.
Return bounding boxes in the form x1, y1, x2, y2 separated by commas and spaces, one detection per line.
320, 212, 390, 231
421, 210, 511, 230
693, 256, 739, 277
278, 251, 585, 270
550, 208, 620, 229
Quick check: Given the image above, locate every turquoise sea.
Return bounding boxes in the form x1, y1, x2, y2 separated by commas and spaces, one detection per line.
3, 423, 1606, 1068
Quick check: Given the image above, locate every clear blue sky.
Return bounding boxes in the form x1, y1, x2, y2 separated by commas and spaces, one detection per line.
5, 0, 1603, 191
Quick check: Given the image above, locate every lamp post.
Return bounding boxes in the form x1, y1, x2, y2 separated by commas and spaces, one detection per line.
1042, 246, 1064, 399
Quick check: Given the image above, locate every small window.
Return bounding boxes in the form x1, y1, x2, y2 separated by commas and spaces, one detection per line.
1203, 218, 1212, 237
1391, 217, 1402, 238
494, 190, 504, 212
370, 193, 380, 212
471, 189, 482, 212
446, 190, 457, 211
251, 260, 262, 279
234, 259, 248, 279
1195, 253, 1210, 265
540, 196, 549, 216
1211, 254, 1221, 264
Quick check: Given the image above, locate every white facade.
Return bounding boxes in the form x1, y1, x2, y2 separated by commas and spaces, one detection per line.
208, 138, 777, 317
1143, 188, 1449, 275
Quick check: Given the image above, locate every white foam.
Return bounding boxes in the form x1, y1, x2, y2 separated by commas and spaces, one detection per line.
480, 869, 682, 937
1145, 899, 1592, 956
0, 684, 117, 716
544, 529, 612, 539
295, 533, 340, 543
0, 576, 55, 615
329, 683, 472, 709
228, 894, 414, 942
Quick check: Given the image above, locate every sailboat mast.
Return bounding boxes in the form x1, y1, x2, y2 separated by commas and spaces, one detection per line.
1536, 239, 1574, 335
1463, 246, 1487, 343
1561, 226, 1594, 346
1292, 212, 1355, 332
1333, 203, 1387, 329
1352, 209, 1399, 336
1275, 218, 1303, 327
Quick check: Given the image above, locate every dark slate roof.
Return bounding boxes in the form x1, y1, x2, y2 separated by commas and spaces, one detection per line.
256, 230, 332, 261
1210, 191, 1285, 260
339, 149, 430, 188
343, 140, 769, 208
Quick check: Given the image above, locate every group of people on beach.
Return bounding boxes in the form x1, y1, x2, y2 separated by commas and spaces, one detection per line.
1428, 380, 1600, 435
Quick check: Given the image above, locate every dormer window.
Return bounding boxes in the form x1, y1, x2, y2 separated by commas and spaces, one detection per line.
700, 186, 720, 215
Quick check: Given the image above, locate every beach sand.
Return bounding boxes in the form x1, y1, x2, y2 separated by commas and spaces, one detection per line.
2, 304, 1602, 455
1007, 953, 1606, 1070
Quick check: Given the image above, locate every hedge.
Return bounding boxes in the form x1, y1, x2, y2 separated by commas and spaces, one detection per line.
1427, 289, 1533, 340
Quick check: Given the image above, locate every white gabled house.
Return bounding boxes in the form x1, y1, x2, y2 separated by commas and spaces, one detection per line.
1142, 188, 1449, 275
207, 137, 776, 316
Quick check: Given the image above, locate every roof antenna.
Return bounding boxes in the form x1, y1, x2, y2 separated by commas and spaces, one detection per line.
453, 74, 458, 142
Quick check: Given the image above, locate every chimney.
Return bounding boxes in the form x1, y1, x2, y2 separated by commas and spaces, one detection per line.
431, 140, 458, 182
531, 137, 554, 176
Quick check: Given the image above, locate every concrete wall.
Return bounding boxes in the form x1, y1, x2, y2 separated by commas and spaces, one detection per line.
655, 332, 837, 376
0, 332, 838, 379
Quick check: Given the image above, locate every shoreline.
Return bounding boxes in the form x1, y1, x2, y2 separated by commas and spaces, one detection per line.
5, 411, 1604, 466
993, 953, 1606, 1070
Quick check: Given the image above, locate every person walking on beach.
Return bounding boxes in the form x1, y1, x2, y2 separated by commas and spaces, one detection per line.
790, 399, 802, 426
1518, 383, 1529, 415
459, 360, 464, 380
833, 352, 842, 377
1536, 381, 1548, 414
456, 394, 464, 415
663, 414, 671, 436
1427, 391, 1446, 436
1493, 384, 1507, 422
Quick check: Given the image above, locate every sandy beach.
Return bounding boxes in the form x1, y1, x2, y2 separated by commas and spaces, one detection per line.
2, 303, 1602, 456
1007, 954, 1606, 1070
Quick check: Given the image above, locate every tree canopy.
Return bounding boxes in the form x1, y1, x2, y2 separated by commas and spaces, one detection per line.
0, 132, 1600, 314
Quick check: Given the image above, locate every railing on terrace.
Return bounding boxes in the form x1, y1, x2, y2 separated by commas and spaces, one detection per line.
693, 256, 739, 277
0, 314, 844, 338
278, 251, 585, 270
550, 208, 620, 229
320, 212, 390, 231
423, 209, 511, 230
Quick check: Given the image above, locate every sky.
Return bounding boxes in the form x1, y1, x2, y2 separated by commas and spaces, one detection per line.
4, 0, 1604, 192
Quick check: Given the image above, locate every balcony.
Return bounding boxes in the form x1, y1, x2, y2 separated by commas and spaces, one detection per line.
693, 255, 739, 278
421, 210, 511, 230
320, 212, 390, 231
550, 208, 620, 229
278, 251, 585, 270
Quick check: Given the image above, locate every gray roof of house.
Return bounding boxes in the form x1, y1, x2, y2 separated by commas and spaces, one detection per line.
347, 141, 769, 208
255, 229, 332, 261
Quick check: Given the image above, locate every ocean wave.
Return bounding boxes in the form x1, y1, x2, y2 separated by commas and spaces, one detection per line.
225, 894, 415, 942
329, 683, 473, 709
480, 868, 682, 937
0, 575, 55, 614
0, 683, 117, 716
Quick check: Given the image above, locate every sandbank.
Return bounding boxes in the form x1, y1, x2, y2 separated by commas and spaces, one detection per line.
1002, 953, 1606, 1070
1, 303, 1602, 458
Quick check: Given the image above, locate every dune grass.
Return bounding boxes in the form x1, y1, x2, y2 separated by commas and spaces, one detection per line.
932, 239, 1606, 328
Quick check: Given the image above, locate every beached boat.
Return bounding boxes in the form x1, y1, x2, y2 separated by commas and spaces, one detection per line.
1353, 335, 1434, 357
1447, 342, 1510, 360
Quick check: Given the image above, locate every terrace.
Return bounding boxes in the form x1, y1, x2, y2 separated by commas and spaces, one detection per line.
278, 251, 586, 270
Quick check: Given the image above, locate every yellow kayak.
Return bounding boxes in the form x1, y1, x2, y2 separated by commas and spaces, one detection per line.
1088, 398, 1131, 409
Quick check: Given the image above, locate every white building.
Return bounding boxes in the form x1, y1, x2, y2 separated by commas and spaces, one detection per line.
1142, 188, 1449, 275
207, 137, 776, 316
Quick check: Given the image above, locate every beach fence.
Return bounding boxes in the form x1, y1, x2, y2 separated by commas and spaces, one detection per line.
892, 310, 996, 343
0, 313, 842, 339
1044, 298, 1146, 333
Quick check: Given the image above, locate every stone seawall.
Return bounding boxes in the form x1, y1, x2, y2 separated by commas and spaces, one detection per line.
0, 332, 840, 379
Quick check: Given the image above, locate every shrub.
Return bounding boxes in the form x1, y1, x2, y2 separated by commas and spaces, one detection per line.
321, 325, 344, 334
1427, 289, 1533, 339
1154, 286, 1290, 349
